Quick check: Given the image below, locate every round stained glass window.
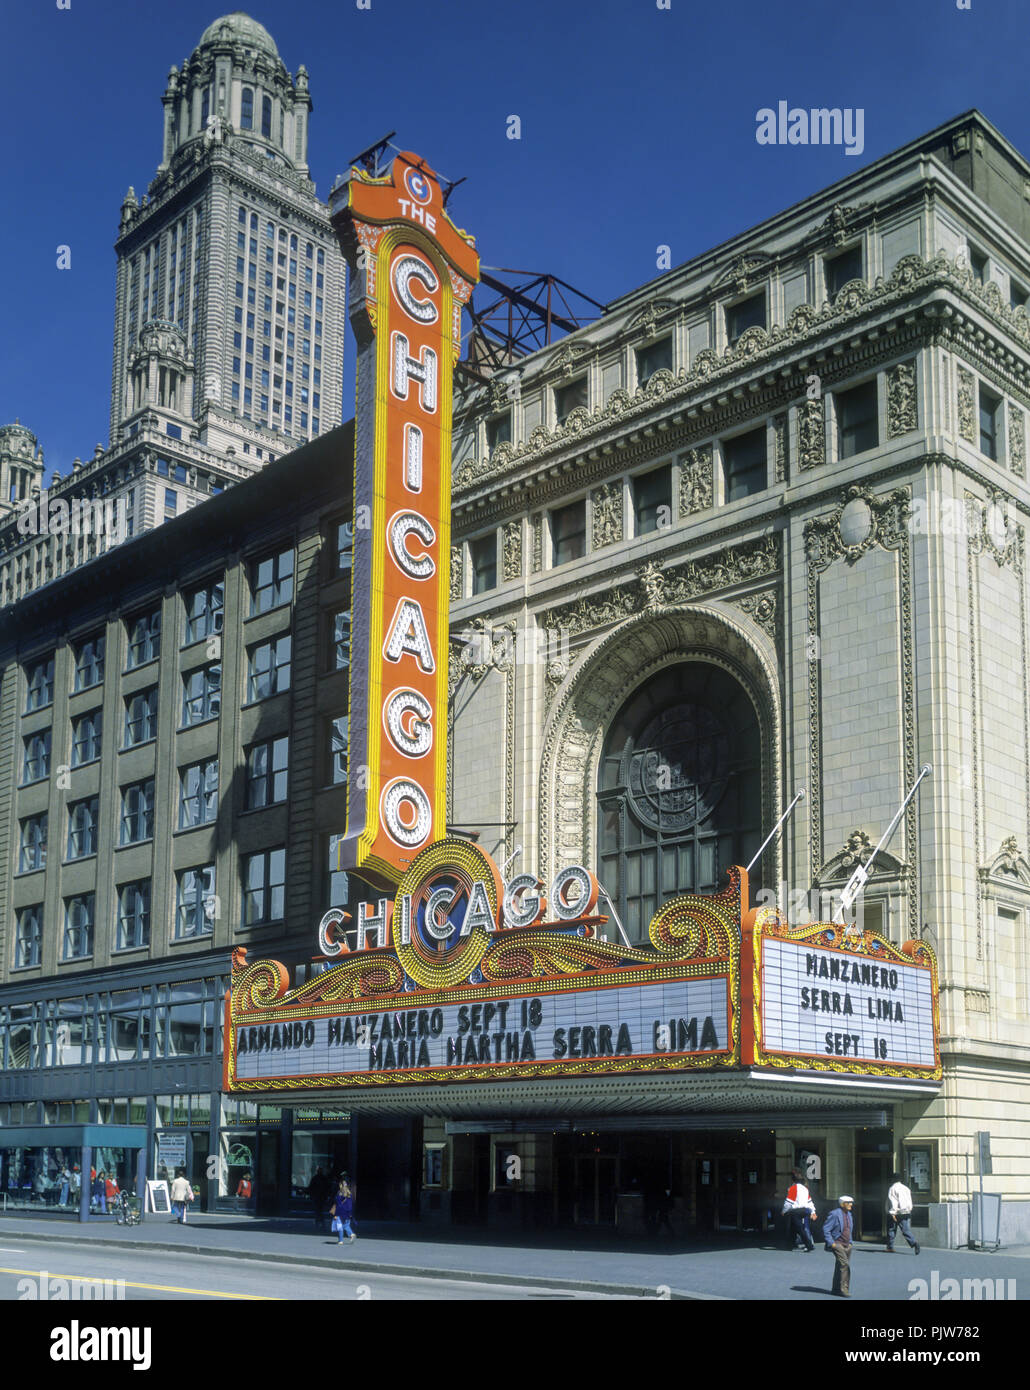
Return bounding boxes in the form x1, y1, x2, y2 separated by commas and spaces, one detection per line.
626, 703, 729, 833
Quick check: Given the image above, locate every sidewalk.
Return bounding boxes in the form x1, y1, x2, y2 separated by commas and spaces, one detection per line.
1, 1210, 1027, 1299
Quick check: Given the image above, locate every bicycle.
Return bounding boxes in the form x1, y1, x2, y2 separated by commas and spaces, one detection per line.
113, 1190, 141, 1226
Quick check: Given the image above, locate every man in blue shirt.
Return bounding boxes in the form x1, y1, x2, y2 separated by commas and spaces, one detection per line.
822, 1195, 855, 1296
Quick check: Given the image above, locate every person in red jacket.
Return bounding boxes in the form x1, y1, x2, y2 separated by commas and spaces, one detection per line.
105, 1173, 120, 1203
781, 1168, 818, 1251
236, 1171, 252, 1198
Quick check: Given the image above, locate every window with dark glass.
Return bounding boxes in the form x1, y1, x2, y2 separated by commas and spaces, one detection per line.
246, 736, 288, 809
250, 548, 294, 613
597, 663, 761, 942
328, 715, 348, 785
726, 292, 766, 344
470, 534, 497, 593
555, 376, 588, 424
241, 87, 254, 130
73, 634, 105, 691
71, 709, 102, 766
22, 730, 50, 783
551, 500, 586, 565
247, 637, 291, 701
124, 687, 158, 746
979, 385, 1001, 460
636, 336, 673, 386
184, 580, 224, 643
836, 380, 879, 458
120, 779, 155, 845
25, 656, 54, 711
722, 427, 767, 501
633, 465, 672, 535
486, 411, 511, 451
176, 866, 216, 939
969, 247, 988, 284
66, 797, 99, 860
329, 612, 350, 672
182, 664, 221, 725
242, 847, 286, 926
19, 813, 47, 873
15, 906, 42, 968
825, 245, 863, 298
1010, 279, 1028, 312
126, 609, 161, 668
179, 759, 219, 828
63, 895, 95, 960
117, 881, 151, 951
261, 94, 272, 138
331, 520, 353, 575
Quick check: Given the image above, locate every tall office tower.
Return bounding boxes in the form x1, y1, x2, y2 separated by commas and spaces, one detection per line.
0, 12, 347, 606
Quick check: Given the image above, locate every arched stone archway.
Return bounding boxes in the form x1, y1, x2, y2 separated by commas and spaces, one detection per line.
538, 601, 782, 894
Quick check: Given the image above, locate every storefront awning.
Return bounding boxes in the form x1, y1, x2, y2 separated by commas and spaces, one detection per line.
0, 1125, 148, 1149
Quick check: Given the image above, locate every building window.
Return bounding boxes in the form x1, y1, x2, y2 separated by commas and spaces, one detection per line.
470, 534, 497, 594
636, 336, 672, 386
22, 730, 51, 784
261, 94, 272, 138
15, 906, 42, 968
117, 880, 151, 951
246, 736, 289, 809
328, 715, 348, 785
73, 634, 105, 691
71, 709, 102, 766
330, 520, 353, 574
25, 656, 54, 711
66, 796, 100, 860
182, 664, 221, 725
633, 465, 672, 535
555, 376, 588, 425
176, 866, 216, 939
486, 411, 511, 452
179, 759, 219, 829
969, 246, 988, 284
247, 637, 291, 701
836, 379, 879, 458
18, 813, 47, 873
184, 580, 224, 644
726, 292, 765, 345
979, 384, 1001, 460
120, 779, 155, 845
124, 687, 158, 747
722, 427, 767, 501
126, 609, 161, 668
551, 500, 586, 566
164, 488, 177, 519
250, 548, 294, 614
330, 612, 350, 672
825, 245, 863, 298
597, 663, 761, 941
241, 87, 254, 130
1010, 278, 1028, 311
63, 895, 96, 960
242, 847, 286, 926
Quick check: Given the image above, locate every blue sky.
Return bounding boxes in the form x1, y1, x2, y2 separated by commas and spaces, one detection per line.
2, 0, 1027, 475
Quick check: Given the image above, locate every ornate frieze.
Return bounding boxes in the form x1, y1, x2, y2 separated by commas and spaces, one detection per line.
678, 444, 713, 516
773, 413, 788, 483
532, 515, 542, 573
502, 518, 522, 580
957, 365, 976, 443
591, 481, 623, 548
798, 396, 825, 469
887, 360, 918, 438
1009, 405, 1025, 477
449, 544, 463, 600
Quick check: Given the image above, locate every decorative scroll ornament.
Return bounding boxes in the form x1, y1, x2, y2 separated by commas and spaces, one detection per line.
887, 360, 918, 438
591, 481, 623, 548
804, 484, 910, 570
502, 518, 522, 579
798, 396, 825, 469
679, 445, 713, 516
957, 365, 976, 443
1009, 406, 1025, 478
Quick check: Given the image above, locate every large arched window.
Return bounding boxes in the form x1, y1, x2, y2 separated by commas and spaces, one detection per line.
597, 662, 762, 941
240, 87, 254, 130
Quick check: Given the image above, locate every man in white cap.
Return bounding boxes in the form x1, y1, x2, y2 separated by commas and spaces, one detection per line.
822, 1195, 855, 1296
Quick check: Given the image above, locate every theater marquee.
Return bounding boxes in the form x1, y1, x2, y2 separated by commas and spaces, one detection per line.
224, 841, 742, 1093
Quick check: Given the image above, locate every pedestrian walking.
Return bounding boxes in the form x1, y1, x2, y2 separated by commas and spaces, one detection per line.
330, 1179, 356, 1243
58, 1166, 71, 1208
235, 1170, 253, 1211
822, 1195, 855, 1296
885, 1172, 920, 1254
91, 1170, 107, 1214
781, 1167, 818, 1251
308, 1166, 330, 1232
170, 1166, 194, 1225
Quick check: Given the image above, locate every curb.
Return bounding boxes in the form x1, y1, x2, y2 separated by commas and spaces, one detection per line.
0, 1227, 720, 1299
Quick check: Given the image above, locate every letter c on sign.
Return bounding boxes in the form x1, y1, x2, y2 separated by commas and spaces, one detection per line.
392, 254, 439, 325
388, 510, 436, 580
383, 688, 433, 758
318, 908, 350, 957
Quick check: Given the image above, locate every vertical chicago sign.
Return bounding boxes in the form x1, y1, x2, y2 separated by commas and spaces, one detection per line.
330, 153, 479, 887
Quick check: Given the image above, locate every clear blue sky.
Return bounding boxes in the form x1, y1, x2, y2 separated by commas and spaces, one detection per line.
2, 0, 1027, 475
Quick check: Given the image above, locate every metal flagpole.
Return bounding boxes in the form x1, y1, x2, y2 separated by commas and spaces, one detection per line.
597, 886, 633, 950
746, 788, 806, 874
833, 764, 932, 924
